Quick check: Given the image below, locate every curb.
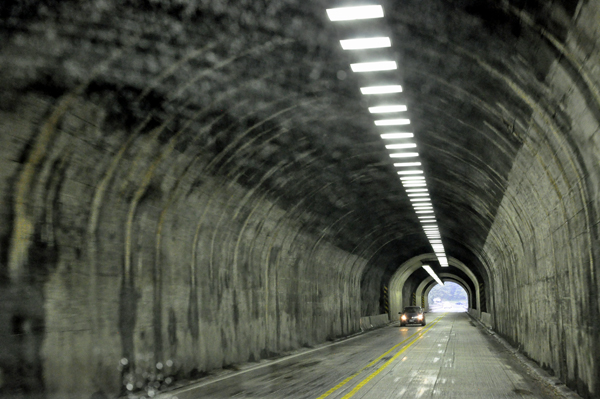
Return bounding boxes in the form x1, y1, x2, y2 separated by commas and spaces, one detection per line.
467, 313, 582, 399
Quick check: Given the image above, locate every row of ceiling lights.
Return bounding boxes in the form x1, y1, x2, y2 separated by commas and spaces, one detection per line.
326, 5, 449, 273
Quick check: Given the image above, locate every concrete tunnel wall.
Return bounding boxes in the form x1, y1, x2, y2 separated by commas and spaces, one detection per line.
0, 95, 368, 396
1, 1, 600, 398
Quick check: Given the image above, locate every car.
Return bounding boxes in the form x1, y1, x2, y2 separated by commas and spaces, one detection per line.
399, 306, 426, 326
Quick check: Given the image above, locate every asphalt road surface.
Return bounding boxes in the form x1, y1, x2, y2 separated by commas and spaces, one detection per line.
157, 313, 567, 399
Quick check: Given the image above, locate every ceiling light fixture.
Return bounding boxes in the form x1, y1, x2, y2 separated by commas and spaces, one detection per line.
381, 133, 414, 139
386, 143, 417, 150
361, 85, 403, 95
326, 5, 384, 21
340, 37, 391, 50
407, 188, 428, 193
410, 198, 430, 201
400, 176, 425, 181
394, 161, 421, 167
422, 265, 444, 286
375, 119, 411, 126
351, 61, 397, 72
390, 152, 419, 158
408, 193, 429, 196
369, 105, 407, 113
398, 170, 423, 175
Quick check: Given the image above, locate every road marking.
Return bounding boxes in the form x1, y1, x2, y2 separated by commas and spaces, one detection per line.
338, 315, 445, 399
316, 314, 445, 399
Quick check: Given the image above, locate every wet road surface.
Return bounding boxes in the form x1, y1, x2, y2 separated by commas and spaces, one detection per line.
158, 313, 566, 399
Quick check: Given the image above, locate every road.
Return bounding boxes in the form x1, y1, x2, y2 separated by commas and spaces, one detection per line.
158, 313, 565, 399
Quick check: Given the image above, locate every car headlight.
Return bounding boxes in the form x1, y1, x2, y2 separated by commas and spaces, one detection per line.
417, 314, 423, 320
401, 315, 407, 320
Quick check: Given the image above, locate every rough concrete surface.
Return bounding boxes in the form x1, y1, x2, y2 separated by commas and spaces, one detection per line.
0, 0, 599, 398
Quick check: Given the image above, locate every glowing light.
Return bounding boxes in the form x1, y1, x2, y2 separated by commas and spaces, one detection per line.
369, 105, 407, 113
408, 193, 429, 196
340, 37, 391, 50
386, 143, 417, 150
400, 176, 425, 181
398, 170, 423, 175
327, 5, 384, 21
403, 183, 427, 187
408, 189, 428, 193
351, 61, 397, 72
375, 119, 410, 126
361, 85, 403, 95
423, 265, 444, 286
410, 198, 430, 201
390, 152, 419, 158
382, 133, 414, 139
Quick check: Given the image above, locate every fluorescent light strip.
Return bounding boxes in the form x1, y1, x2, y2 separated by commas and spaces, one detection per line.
429, 240, 442, 244
401, 176, 425, 181
361, 85, 402, 95
403, 183, 427, 187
398, 170, 423, 175
422, 265, 444, 286
340, 37, 391, 50
375, 119, 410, 126
394, 162, 421, 167
410, 198, 430, 201
351, 61, 397, 72
326, 5, 384, 21
408, 193, 429, 196
390, 152, 419, 158
416, 210, 434, 213
386, 143, 417, 149
408, 189, 428, 193
369, 105, 407, 113
382, 133, 414, 140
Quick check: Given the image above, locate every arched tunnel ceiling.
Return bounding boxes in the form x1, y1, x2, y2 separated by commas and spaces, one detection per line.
0, 0, 580, 272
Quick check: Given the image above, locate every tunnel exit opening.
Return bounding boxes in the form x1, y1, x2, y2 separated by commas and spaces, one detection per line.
428, 282, 468, 312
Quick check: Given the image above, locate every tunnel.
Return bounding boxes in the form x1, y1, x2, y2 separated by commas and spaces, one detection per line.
0, 0, 599, 398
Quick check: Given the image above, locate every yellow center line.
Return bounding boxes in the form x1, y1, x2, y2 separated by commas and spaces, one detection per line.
338, 315, 445, 399
315, 314, 446, 399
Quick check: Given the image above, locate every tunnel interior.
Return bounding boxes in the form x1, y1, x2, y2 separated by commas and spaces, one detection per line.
0, 0, 599, 398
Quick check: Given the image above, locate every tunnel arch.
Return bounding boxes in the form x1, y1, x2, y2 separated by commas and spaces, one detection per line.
388, 254, 482, 318
0, 1, 599, 398
417, 275, 473, 313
